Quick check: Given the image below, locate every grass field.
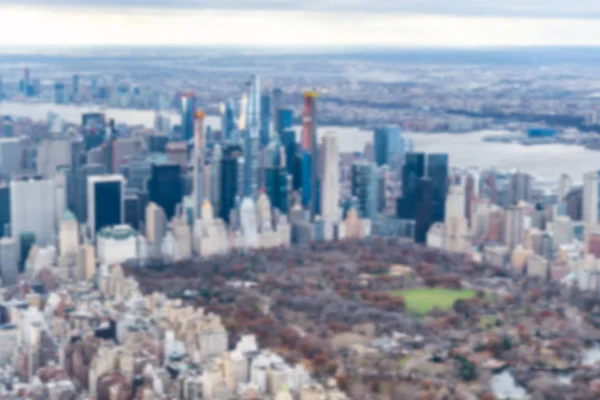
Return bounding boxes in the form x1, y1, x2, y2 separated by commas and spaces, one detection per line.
391, 288, 477, 315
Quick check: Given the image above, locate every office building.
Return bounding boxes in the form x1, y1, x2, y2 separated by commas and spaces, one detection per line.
427, 153, 449, 223
584, 170, 600, 227
10, 178, 56, 246
81, 113, 106, 150
351, 161, 378, 221
146, 202, 167, 258
221, 99, 237, 140
505, 206, 525, 250
220, 145, 243, 223
320, 133, 340, 239
566, 187, 583, 221
302, 91, 319, 220
508, 172, 533, 206
124, 192, 144, 232
397, 152, 425, 220
0, 237, 18, 285
558, 174, 573, 202
0, 138, 21, 179
373, 126, 403, 168
148, 164, 182, 220
96, 225, 138, 265
280, 129, 296, 175
276, 109, 294, 137
72, 163, 106, 223
54, 82, 66, 104
260, 93, 271, 148
210, 144, 222, 219
36, 138, 72, 178
180, 93, 196, 141
0, 184, 9, 237
87, 175, 125, 236
415, 177, 433, 244
193, 111, 206, 220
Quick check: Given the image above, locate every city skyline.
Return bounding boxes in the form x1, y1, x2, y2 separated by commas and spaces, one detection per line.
6, 3, 600, 47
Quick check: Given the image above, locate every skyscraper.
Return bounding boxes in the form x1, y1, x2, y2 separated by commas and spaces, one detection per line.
351, 161, 379, 221
302, 91, 319, 220
10, 177, 56, 246
87, 175, 125, 236
397, 152, 425, 220
280, 129, 296, 175
193, 111, 206, 220
583, 170, 600, 227
221, 99, 237, 140
54, 82, 66, 105
220, 144, 243, 223
180, 93, 196, 141
272, 87, 283, 130
243, 75, 261, 199
415, 177, 433, 244
260, 93, 271, 148
148, 164, 182, 221
81, 113, 106, 150
427, 153, 449, 223
374, 126, 403, 168
276, 109, 294, 137
210, 144, 223, 219
146, 202, 167, 257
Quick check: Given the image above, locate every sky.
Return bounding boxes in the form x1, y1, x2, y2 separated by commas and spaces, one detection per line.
3, 1, 600, 47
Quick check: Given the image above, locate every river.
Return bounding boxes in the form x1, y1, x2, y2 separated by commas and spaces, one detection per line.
1, 101, 599, 184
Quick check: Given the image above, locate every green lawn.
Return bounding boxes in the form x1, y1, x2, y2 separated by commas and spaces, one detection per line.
391, 288, 477, 315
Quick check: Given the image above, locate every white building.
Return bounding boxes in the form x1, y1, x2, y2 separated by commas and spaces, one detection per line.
194, 201, 230, 258
444, 184, 469, 253
320, 133, 340, 240
59, 210, 79, 258
171, 215, 192, 261
10, 177, 56, 246
145, 202, 167, 258
96, 225, 137, 265
87, 174, 125, 239
36, 138, 72, 178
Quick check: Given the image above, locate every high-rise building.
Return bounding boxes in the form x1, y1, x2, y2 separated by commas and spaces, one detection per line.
19, 231, 35, 272
10, 178, 56, 246
280, 129, 296, 176
260, 93, 271, 148
148, 164, 182, 221
505, 206, 524, 250
180, 93, 196, 141
193, 111, 206, 220
81, 113, 106, 151
72, 74, 80, 96
558, 174, 573, 202
36, 138, 72, 178
87, 175, 125, 236
221, 99, 236, 140
374, 126, 403, 168
566, 187, 583, 221
73, 163, 106, 223
584, 170, 600, 227
54, 82, 66, 105
415, 177, 433, 244
0, 237, 18, 285
302, 91, 319, 220
397, 152, 425, 220
351, 161, 379, 221
427, 153, 449, 223
220, 144, 243, 223
320, 133, 340, 221
0, 138, 22, 179
0, 185, 9, 236
508, 172, 532, 206
243, 75, 261, 200
276, 109, 293, 137
58, 210, 79, 260
210, 144, 222, 219
146, 202, 167, 257
272, 87, 283, 127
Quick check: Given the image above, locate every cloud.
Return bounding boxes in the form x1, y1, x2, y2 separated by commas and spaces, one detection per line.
3, 0, 600, 18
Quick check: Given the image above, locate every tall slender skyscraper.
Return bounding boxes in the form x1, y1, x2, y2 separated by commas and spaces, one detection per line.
260, 93, 271, 148
244, 75, 261, 199
374, 126, 403, 168
351, 161, 379, 221
180, 93, 196, 141
210, 144, 223, 219
193, 111, 206, 220
427, 153, 449, 223
302, 91, 319, 219
397, 152, 425, 220
321, 133, 340, 222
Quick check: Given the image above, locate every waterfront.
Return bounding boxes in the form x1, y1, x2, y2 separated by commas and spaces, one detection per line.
2, 101, 600, 184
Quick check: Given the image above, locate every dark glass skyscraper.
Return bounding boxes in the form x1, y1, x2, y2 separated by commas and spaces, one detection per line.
148, 164, 183, 220
220, 144, 243, 223
351, 161, 379, 220
0, 184, 9, 236
276, 109, 294, 137
93, 181, 122, 233
415, 177, 433, 244
427, 153, 449, 223
397, 152, 425, 219
265, 167, 288, 214
374, 126, 403, 168
281, 129, 296, 175
260, 93, 271, 148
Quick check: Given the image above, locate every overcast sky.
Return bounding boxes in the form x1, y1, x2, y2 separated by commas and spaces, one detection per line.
3, 1, 600, 47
